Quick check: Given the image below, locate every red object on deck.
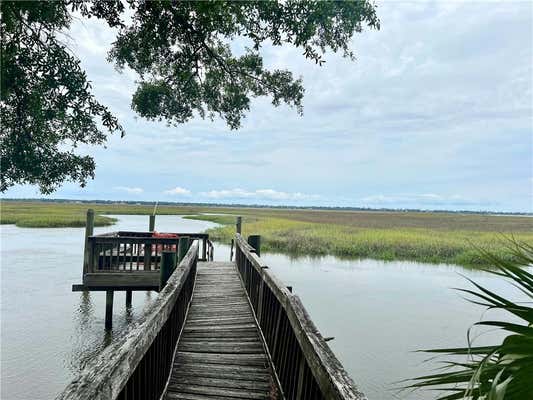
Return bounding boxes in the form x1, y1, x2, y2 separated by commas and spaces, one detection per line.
152, 231, 179, 252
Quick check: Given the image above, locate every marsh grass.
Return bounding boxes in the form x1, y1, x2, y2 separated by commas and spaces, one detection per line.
0, 201, 200, 228
187, 214, 533, 267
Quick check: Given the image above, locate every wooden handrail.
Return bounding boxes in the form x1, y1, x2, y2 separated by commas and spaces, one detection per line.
234, 234, 366, 400
57, 242, 199, 400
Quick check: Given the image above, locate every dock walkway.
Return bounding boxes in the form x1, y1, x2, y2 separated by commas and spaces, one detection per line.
164, 262, 276, 400
60, 226, 365, 400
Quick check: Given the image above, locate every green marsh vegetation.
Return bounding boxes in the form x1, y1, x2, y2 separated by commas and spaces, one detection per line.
0, 201, 201, 228
186, 212, 533, 267
2, 200, 532, 267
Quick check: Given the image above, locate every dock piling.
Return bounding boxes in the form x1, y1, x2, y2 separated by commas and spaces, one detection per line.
83, 209, 94, 274
125, 290, 132, 308
149, 215, 156, 232
236, 216, 242, 234
160, 251, 177, 290
178, 236, 190, 263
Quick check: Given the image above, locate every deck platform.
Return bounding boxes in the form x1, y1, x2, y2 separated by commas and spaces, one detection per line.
164, 262, 276, 400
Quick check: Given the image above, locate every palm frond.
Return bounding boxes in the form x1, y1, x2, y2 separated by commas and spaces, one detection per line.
406, 238, 533, 399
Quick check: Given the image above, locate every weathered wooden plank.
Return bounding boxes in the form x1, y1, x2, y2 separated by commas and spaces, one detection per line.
186, 316, 255, 326
175, 351, 267, 366
166, 383, 268, 399
179, 342, 263, 354
168, 376, 271, 391
170, 366, 270, 383
165, 391, 246, 400
83, 271, 160, 288
163, 261, 275, 400
181, 331, 260, 339
172, 360, 270, 375
180, 336, 261, 343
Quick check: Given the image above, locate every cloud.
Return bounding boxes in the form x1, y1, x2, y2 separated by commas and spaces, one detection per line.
359, 193, 493, 208
163, 187, 191, 195
114, 186, 143, 194
200, 188, 319, 201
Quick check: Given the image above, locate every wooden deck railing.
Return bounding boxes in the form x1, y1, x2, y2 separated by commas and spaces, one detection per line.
234, 234, 366, 400
85, 232, 212, 273
57, 242, 199, 400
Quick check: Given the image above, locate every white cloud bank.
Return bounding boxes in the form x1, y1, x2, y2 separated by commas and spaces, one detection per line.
163, 187, 191, 195
200, 188, 320, 201
114, 186, 143, 194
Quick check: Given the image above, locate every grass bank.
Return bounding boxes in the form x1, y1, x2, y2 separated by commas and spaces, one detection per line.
0, 201, 203, 228
185, 214, 533, 267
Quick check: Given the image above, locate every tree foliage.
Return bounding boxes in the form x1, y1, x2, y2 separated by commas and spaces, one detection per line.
0, 1, 125, 193
1, 0, 379, 193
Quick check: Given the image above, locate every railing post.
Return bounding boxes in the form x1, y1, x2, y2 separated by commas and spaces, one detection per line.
83, 209, 95, 274
105, 290, 114, 330
149, 215, 156, 231
248, 235, 261, 257
178, 236, 190, 263
236, 216, 242, 234
202, 237, 207, 261
160, 250, 176, 290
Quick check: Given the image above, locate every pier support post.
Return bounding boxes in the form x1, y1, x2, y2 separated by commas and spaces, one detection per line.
178, 236, 190, 263
160, 251, 177, 290
149, 215, 156, 232
83, 209, 95, 274
125, 290, 132, 308
248, 235, 261, 257
236, 216, 242, 234
105, 290, 114, 330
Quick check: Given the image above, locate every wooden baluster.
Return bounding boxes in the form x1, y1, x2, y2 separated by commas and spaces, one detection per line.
105, 290, 114, 330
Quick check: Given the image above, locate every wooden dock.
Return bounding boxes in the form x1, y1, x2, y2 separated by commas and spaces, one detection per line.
165, 262, 276, 399
59, 212, 366, 400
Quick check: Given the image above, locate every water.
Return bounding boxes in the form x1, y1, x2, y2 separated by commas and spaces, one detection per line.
1, 215, 523, 399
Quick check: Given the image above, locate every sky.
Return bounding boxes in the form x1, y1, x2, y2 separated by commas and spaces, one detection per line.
4, 1, 533, 212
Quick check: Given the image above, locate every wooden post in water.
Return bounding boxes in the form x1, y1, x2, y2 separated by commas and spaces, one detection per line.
178, 236, 190, 263
144, 215, 155, 270
105, 290, 114, 330
160, 251, 176, 290
248, 235, 261, 257
125, 290, 132, 308
83, 209, 95, 274
236, 216, 242, 234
